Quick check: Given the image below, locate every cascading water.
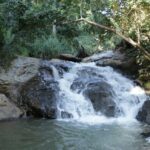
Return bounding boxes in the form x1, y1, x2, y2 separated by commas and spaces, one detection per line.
0, 51, 149, 150
54, 51, 147, 124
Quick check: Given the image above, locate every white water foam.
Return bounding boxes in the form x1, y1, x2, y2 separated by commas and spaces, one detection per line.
55, 52, 147, 125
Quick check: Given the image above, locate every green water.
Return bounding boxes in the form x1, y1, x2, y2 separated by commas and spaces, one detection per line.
0, 119, 150, 150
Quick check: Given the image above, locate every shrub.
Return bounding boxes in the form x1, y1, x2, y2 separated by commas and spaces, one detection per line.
73, 34, 100, 55
29, 35, 75, 59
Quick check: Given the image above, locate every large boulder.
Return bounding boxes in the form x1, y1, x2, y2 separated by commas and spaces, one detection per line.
20, 76, 59, 119
19, 59, 74, 119
0, 56, 74, 119
136, 99, 150, 125
0, 94, 22, 121
83, 81, 116, 117
82, 51, 138, 76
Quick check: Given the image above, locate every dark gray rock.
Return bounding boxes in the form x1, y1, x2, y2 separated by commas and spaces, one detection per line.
19, 59, 74, 119
42, 59, 74, 77
61, 111, 73, 119
71, 78, 88, 93
0, 56, 75, 120
141, 132, 150, 138
137, 99, 150, 125
20, 75, 59, 119
71, 66, 104, 93
83, 81, 116, 117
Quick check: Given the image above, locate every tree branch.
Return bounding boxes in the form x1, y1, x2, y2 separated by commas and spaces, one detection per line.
64, 18, 150, 61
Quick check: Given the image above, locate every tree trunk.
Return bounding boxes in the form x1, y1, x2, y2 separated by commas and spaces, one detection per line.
52, 0, 57, 36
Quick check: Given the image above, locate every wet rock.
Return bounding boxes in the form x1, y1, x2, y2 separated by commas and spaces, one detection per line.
141, 132, 150, 138
42, 59, 74, 77
71, 78, 88, 93
71, 67, 104, 93
141, 125, 150, 138
0, 94, 22, 121
19, 58, 74, 119
83, 81, 116, 117
70, 66, 116, 117
61, 111, 73, 119
136, 99, 150, 125
0, 56, 74, 119
20, 75, 59, 119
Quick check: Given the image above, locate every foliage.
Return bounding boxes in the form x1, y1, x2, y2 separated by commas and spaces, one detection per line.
29, 35, 74, 59
0, 0, 149, 80
73, 34, 100, 54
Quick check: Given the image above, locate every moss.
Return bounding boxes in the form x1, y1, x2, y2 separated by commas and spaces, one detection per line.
143, 81, 150, 90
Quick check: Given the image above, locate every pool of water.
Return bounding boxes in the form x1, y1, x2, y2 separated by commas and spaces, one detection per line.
0, 119, 150, 150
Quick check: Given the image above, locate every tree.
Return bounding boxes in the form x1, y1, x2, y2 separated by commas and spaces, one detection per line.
61, 0, 150, 60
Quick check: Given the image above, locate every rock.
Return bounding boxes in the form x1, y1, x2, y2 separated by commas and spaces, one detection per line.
42, 59, 74, 76
19, 59, 74, 119
61, 111, 73, 119
71, 67, 104, 93
0, 56, 74, 120
141, 125, 150, 138
0, 56, 40, 102
71, 78, 87, 93
82, 51, 138, 76
0, 94, 22, 121
83, 81, 116, 117
141, 132, 150, 138
136, 99, 150, 124
82, 51, 115, 62
96, 59, 137, 75
19, 58, 74, 119
20, 75, 59, 119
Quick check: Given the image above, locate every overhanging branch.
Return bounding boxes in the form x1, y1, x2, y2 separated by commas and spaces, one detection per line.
63, 18, 150, 61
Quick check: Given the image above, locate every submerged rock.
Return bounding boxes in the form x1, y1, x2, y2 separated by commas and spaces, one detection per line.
137, 99, 150, 125
0, 94, 22, 121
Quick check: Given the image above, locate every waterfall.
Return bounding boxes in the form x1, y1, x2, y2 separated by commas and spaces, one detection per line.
54, 52, 147, 124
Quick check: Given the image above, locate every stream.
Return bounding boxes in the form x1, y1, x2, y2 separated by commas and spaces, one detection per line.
0, 51, 150, 150
0, 120, 150, 150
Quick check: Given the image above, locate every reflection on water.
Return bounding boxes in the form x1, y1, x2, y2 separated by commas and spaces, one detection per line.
0, 119, 150, 150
